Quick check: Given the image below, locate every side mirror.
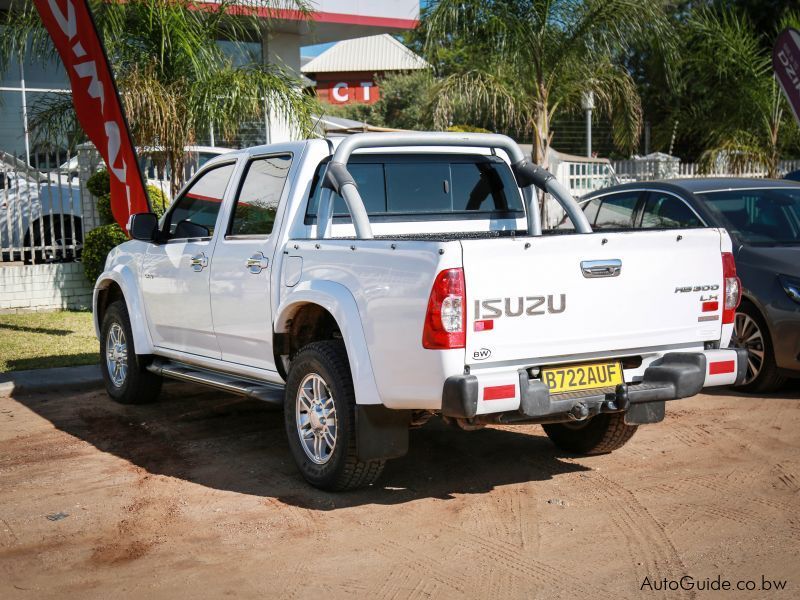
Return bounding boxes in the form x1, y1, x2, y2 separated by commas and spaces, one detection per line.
174, 219, 210, 239
128, 212, 159, 242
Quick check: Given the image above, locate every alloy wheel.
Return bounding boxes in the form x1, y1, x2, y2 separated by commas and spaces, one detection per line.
734, 312, 764, 385
105, 322, 128, 388
295, 373, 337, 464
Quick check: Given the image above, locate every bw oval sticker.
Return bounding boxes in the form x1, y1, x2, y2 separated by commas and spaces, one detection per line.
473, 348, 492, 361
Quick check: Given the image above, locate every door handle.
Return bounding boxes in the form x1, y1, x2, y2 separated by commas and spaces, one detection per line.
581, 259, 622, 278
190, 252, 208, 272
246, 252, 269, 274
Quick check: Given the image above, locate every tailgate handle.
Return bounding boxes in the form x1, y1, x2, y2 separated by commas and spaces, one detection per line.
581, 259, 621, 278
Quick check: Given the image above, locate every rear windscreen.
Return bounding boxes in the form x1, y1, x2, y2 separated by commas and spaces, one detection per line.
305, 154, 523, 221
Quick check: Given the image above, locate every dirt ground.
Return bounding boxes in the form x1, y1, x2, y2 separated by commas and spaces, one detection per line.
0, 382, 798, 600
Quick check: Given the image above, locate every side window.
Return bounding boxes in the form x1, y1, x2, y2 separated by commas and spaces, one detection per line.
594, 192, 640, 229
641, 193, 703, 229
583, 197, 602, 224
228, 155, 292, 237
165, 162, 236, 238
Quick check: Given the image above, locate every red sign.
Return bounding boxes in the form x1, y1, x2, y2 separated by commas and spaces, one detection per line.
774, 28, 800, 127
33, 0, 150, 230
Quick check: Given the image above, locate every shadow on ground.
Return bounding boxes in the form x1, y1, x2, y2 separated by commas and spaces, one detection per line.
11, 381, 590, 510
5, 352, 99, 372
0, 322, 74, 336
702, 378, 800, 400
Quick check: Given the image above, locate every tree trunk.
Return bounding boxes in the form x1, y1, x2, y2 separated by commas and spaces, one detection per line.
532, 103, 551, 228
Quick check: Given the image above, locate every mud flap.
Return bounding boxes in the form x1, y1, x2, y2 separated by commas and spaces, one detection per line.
356, 405, 411, 461
625, 401, 665, 425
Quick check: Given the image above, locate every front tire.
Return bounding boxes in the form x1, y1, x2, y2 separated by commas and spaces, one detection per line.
100, 300, 162, 404
284, 341, 384, 491
543, 413, 638, 455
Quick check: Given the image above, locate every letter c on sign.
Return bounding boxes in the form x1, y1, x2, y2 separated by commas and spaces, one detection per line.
332, 82, 349, 103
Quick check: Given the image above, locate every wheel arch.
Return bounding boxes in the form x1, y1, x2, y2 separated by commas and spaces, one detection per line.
93, 267, 154, 355
274, 280, 382, 405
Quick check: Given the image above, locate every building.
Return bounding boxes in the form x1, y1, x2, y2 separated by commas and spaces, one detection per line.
301, 34, 429, 105
0, 0, 420, 167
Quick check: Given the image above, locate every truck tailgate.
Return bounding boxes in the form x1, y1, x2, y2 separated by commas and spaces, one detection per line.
463, 229, 724, 366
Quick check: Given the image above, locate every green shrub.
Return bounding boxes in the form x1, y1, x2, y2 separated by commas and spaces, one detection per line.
147, 185, 169, 219
446, 124, 492, 133
82, 223, 129, 283
94, 183, 168, 224
96, 192, 114, 224
86, 168, 110, 198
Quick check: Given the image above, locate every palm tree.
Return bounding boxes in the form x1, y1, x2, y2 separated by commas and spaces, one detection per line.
421, 0, 676, 167
1, 0, 317, 195
679, 10, 800, 178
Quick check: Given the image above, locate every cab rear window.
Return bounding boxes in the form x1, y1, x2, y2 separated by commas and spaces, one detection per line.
305, 154, 523, 221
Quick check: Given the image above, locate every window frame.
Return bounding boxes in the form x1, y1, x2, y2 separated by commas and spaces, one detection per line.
589, 190, 644, 230
224, 152, 294, 241
303, 153, 526, 225
582, 188, 707, 231
162, 159, 238, 243
637, 190, 707, 229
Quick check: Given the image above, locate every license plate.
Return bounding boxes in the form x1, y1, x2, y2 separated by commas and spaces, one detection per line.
541, 361, 623, 394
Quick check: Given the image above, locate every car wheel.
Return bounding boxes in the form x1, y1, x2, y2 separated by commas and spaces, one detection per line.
100, 300, 162, 404
542, 413, 638, 455
284, 341, 384, 491
733, 302, 786, 393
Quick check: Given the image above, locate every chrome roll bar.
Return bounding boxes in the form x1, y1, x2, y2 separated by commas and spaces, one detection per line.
317, 132, 592, 239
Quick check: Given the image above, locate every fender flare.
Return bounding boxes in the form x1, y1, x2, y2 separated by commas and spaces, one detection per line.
93, 266, 154, 355
274, 280, 382, 405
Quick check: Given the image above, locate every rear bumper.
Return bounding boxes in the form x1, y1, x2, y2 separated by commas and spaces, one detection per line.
442, 349, 748, 425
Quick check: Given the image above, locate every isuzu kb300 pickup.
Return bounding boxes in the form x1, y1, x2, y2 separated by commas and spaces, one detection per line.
93, 133, 746, 490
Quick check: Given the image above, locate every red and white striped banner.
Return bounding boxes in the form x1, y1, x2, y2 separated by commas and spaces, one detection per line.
32, 0, 150, 230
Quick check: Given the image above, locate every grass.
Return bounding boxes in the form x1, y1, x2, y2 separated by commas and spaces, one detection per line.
0, 310, 99, 373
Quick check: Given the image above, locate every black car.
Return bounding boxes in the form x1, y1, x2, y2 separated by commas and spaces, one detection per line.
581, 178, 800, 392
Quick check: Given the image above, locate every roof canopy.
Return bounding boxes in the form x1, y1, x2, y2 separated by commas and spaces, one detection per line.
301, 34, 429, 74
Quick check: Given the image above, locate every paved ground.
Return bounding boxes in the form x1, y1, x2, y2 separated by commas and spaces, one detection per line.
1, 382, 798, 599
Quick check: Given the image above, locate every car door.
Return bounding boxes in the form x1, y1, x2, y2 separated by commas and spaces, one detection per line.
141, 160, 238, 357
209, 153, 294, 371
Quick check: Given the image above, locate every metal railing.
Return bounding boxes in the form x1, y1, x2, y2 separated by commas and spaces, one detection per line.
612, 159, 800, 183
1, 149, 83, 265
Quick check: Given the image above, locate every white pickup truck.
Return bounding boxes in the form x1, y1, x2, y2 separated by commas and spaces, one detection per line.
93, 133, 746, 490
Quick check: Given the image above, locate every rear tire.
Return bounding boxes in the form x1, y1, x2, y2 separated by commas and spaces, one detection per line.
100, 300, 162, 404
284, 341, 384, 491
543, 413, 638, 455
733, 301, 786, 393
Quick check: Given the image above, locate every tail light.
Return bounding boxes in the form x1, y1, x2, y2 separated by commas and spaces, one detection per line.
423, 268, 466, 349
722, 252, 741, 324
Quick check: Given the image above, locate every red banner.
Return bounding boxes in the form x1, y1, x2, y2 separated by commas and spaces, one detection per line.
774, 28, 800, 127
33, 0, 150, 230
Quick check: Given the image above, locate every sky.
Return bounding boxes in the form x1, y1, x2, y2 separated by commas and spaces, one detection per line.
301, 0, 428, 58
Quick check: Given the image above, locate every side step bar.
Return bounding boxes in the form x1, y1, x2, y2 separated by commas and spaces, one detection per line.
147, 359, 285, 405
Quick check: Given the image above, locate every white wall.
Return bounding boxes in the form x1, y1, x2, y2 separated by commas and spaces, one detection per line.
0, 263, 92, 313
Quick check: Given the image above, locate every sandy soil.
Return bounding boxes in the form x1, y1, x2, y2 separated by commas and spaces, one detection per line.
1, 382, 798, 599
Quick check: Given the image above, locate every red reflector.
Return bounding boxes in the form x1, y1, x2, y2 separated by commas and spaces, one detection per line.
483, 384, 516, 401
474, 319, 494, 331
709, 360, 735, 375
702, 301, 719, 312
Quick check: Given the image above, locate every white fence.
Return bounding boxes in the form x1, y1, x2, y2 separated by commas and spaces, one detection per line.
1, 150, 83, 265
611, 159, 800, 183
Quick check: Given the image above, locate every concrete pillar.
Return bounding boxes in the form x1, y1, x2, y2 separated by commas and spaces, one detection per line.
77, 142, 102, 239
260, 29, 304, 144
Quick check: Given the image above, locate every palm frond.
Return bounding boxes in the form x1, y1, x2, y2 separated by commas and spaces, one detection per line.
431, 70, 526, 133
